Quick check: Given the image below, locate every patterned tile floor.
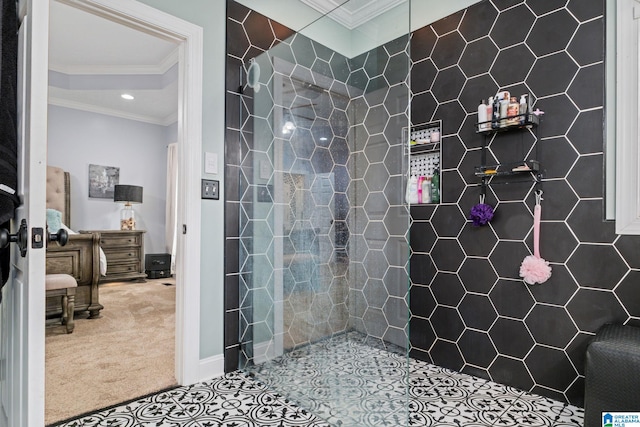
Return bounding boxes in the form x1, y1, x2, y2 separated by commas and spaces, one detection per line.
55, 334, 584, 427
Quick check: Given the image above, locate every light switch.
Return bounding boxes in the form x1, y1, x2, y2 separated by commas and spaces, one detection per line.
201, 179, 219, 200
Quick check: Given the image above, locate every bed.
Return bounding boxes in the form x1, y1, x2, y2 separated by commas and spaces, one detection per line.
46, 166, 104, 318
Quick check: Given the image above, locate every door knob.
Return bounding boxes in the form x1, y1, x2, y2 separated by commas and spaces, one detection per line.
0, 219, 29, 257
48, 228, 68, 246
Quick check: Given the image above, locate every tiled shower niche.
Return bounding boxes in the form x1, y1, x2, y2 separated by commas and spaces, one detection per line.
407, 120, 441, 205
225, 0, 412, 372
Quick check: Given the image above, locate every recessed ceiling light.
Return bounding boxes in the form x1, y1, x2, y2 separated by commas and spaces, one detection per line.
121, 93, 134, 100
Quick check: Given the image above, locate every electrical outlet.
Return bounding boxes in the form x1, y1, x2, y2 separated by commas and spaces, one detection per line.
201, 179, 219, 200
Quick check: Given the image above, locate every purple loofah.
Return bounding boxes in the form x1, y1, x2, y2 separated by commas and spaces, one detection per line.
470, 203, 494, 226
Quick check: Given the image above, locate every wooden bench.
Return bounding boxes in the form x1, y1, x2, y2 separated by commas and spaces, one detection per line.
45, 274, 77, 334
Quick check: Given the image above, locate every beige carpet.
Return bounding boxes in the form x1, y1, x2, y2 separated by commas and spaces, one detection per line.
45, 279, 177, 425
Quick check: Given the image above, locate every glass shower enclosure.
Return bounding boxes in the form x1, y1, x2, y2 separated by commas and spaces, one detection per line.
237, 2, 411, 425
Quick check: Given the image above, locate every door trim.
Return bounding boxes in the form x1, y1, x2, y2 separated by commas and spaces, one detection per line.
53, 0, 203, 385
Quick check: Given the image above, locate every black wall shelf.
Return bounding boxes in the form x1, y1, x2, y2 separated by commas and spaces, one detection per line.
476, 113, 539, 135
476, 112, 542, 193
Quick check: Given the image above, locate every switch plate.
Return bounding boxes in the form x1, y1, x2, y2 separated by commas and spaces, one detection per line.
201, 179, 219, 200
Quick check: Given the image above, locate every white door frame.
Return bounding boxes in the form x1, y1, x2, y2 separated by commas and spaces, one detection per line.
57, 0, 204, 385
50, 0, 203, 384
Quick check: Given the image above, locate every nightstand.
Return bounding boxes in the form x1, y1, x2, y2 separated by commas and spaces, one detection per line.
81, 229, 146, 283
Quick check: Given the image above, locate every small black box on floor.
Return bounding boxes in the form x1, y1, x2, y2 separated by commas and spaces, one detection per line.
145, 253, 171, 279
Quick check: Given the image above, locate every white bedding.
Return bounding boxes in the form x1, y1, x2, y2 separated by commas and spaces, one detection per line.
60, 224, 107, 276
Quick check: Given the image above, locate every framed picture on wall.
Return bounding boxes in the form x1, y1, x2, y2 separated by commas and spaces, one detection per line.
88, 164, 120, 199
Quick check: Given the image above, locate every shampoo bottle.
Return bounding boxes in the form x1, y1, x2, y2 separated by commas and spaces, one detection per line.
422, 177, 432, 204
499, 96, 509, 127
519, 94, 528, 124
405, 175, 419, 204
507, 97, 519, 125
486, 96, 494, 131
477, 99, 487, 131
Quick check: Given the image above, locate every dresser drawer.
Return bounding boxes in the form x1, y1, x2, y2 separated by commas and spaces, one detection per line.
99, 233, 142, 248
80, 229, 146, 283
107, 262, 143, 275
104, 247, 141, 262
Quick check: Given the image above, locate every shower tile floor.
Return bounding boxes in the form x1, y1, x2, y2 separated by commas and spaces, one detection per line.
55, 334, 584, 427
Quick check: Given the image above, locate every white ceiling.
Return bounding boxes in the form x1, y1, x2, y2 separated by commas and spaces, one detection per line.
48, 0, 179, 126
47, 0, 409, 126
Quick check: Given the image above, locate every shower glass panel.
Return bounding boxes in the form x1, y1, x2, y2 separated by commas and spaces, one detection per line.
238, 2, 411, 425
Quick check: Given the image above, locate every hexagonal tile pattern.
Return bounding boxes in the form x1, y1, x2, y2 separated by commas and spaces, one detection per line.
567, 288, 628, 333
490, 4, 535, 49
527, 264, 578, 306
615, 271, 640, 317
458, 329, 497, 368
432, 66, 466, 103
459, 73, 499, 113
459, 258, 497, 293
431, 32, 466, 70
431, 239, 466, 272
568, 19, 604, 67
528, 52, 578, 98
490, 241, 531, 279
490, 356, 534, 392
226, 0, 619, 408
525, 305, 577, 349
430, 272, 465, 307
490, 280, 535, 319
526, 345, 577, 391
490, 317, 535, 359
567, 244, 628, 290
431, 306, 465, 341
431, 339, 465, 371
459, 294, 498, 331
459, 1, 499, 43
458, 222, 499, 257
491, 202, 532, 241
490, 44, 535, 87
430, 204, 466, 237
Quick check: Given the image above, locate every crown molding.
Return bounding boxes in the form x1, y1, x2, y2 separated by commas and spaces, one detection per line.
49, 96, 176, 126
299, 0, 406, 29
49, 46, 179, 75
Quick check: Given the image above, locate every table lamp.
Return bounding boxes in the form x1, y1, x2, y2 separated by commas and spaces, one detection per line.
114, 184, 143, 230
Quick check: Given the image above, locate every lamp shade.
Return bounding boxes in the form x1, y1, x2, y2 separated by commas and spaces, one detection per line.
113, 185, 143, 204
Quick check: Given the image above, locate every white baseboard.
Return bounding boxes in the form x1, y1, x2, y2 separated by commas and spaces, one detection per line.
196, 353, 225, 383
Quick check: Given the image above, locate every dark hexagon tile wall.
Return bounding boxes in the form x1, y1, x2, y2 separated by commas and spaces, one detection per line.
407, 0, 630, 408
225, 0, 632, 410
226, 0, 413, 369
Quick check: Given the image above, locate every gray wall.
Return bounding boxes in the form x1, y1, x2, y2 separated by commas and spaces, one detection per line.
136, 0, 226, 361
47, 105, 170, 254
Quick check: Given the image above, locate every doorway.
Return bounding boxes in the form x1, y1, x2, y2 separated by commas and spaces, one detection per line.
43, 0, 202, 423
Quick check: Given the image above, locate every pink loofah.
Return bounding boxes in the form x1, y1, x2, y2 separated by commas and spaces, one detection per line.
519, 194, 552, 285
520, 254, 552, 285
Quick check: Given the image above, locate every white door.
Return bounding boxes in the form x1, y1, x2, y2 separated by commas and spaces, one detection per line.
0, 0, 48, 425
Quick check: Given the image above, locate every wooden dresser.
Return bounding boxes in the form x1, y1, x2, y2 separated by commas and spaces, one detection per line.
82, 229, 147, 283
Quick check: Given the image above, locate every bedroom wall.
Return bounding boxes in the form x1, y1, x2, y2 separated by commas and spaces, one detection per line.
47, 105, 170, 254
